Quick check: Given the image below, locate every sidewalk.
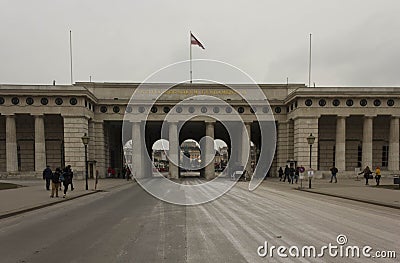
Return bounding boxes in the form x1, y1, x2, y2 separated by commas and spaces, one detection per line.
0, 178, 133, 219
265, 177, 400, 209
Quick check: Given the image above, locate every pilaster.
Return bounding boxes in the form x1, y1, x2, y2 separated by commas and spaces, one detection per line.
63, 115, 89, 178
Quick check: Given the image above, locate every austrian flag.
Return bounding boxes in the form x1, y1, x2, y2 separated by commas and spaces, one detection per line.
190, 33, 205, 49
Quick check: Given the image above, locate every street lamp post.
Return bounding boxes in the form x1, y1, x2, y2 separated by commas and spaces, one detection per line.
81, 133, 90, 190
307, 133, 315, 189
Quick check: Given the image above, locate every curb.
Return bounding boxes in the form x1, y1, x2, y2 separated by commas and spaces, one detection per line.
0, 182, 134, 220
0, 191, 99, 220
298, 189, 400, 210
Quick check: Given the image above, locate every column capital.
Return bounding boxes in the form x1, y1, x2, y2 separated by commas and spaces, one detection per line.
205, 121, 216, 126
62, 114, 90, 120
292, 115, 320, 121
130, 120, 142, 124
363, 115, 376, 119
92, 119, 104, 124
168, 121, 178, 126
336, 115, 349, 119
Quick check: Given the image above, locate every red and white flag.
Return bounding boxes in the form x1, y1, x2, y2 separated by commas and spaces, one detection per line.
190, 32, 205, 49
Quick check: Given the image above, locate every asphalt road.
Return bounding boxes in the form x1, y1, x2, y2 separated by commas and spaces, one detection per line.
0, 180, 398, 263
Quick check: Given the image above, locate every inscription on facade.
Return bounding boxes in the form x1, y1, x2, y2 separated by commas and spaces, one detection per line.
136, 89, 246, 96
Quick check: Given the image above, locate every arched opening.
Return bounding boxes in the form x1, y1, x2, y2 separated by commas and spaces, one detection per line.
214, 139, 229, 174
123, 139, 133, 166
152, 139, 169, 175
180, 139, 201, 177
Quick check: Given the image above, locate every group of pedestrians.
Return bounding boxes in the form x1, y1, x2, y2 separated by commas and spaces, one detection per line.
42, 165, 74, 198
358, 166, 381, 186
277, 163, 382, 186
278, 164, 338, 184
278, 165, 305, 184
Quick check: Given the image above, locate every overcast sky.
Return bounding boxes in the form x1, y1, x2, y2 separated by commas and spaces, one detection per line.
1, 0, 399, 86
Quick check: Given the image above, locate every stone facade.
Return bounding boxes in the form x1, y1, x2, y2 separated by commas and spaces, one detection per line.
0, 83, 399, 178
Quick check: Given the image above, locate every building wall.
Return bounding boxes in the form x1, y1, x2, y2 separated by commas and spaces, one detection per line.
16, 115, 35, 171
44, 114, 64, 170
287, 119, 294, 161
345, 116, 363, 171
0, 116, 5, 172
372, 116, 390, 170
318, 116, 336, 171
1, 84, 400, 177
293, 117, 319, 168
63, 116, 89, 178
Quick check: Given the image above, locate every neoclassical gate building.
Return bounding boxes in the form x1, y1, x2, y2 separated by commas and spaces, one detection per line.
0, 82, 399, 179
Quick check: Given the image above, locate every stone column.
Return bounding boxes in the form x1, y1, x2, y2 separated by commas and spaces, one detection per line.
362, 116, 374, 168
63, 116, 89, 179
388, 117, 399, 171
6, 115, 18, 172
132, 121, 144, 178
88, 120, 95, 162
34, 115, 46, 172
293, 117, 319, 169
205, 121, 215, 180
87, 121, 96, 179
242, 122, 252, 176
168, 121, 179, 179
335, 116, 346, 172
277, 121, 289, 169
94, 121, 106, 177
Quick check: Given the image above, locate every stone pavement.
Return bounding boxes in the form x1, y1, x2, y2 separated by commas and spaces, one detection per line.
0, 178, 133, 219
1, 175, 399, 220
264, 176, 400, 209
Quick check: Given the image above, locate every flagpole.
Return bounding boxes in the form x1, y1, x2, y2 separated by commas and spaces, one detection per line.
190, 31, 193, 83
70, 30, 73, 84
308, 33, 312, 88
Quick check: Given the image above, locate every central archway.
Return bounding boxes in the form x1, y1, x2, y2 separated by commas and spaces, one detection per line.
180, 139, 201, 177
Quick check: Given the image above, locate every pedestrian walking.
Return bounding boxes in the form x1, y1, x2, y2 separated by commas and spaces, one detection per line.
294, 167, 299, 184
289, 166, 295, 184
63, 165, 74, 191
299, 165, 305, 174
283, 165, 290, 183
278, 167, 283, 181
62, 169, 73, 198
359, 166, 372, 185
95, 170, 99, 190
126, 167, 131, 181
50, 168, 61, 198
375, 166, 381, 186
330, 166, 338, 183
42, 165, 52, 191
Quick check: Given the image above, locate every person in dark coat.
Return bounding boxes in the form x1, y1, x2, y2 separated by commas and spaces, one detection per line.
359, 166, 372, 185
289, 166, 295, 184
330, 166, 338, 183
278, 167, 284, 181
62, 169, 72, 198
63, 165, 74, 191
42, 165, 52, 191
294, 167, 299, 184
50, 168, 61, 198
283, 165, 290, 183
